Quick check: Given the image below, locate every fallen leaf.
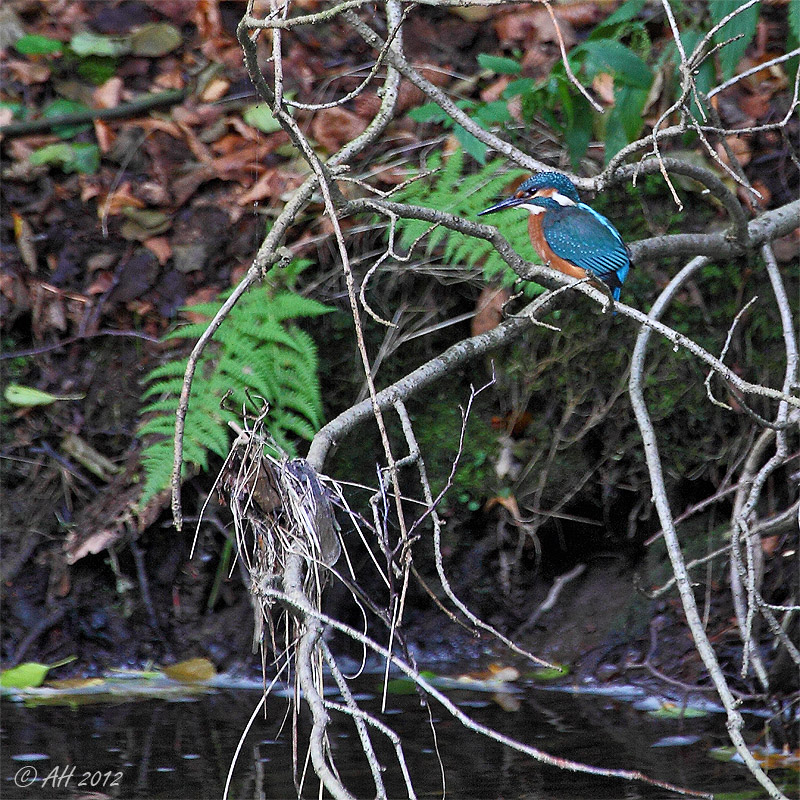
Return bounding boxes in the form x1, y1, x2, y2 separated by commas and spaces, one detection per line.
200, 76, 230, 102
86, 271, 115, 295
592, 72, 616, 106
130, 22, 182, 57
494, 8, 575, 49
5, 58, 50, 85
716, 135, 751, 168
472, 285, 510, 336
480, 76, 512, 104
311, 107, 368, 154
93, 119, 116, 153
92, 76, 123, 108
144, 236, 172, 265
163, 657, 216, 683
12, 211, 37, 271
100, 183, 147, 217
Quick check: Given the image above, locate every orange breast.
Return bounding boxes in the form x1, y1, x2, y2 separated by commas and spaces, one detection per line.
527, 214, 587, 281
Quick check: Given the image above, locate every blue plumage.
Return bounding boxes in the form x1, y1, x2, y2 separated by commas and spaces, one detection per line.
478, 172, 631, 302
539, 199, 630, 301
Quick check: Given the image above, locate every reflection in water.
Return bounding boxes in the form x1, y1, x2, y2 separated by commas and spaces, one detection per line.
1, 677, 776, 799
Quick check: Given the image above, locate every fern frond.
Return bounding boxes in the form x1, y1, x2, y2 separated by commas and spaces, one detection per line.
137, 275, 333, 508
391, 151, 543, 291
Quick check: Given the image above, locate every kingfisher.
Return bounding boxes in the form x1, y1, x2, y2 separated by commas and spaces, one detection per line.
478, 172, 631, 303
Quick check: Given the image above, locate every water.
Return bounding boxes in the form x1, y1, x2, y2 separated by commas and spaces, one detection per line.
1, 676, 791, 799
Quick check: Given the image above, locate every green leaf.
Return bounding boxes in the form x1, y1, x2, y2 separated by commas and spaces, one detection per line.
29, 142, 100, 174
790, 0, 800, 41
408, 102, 450, 124
605, 85, 648, 161
709, 0, 759, 80
138, 278, 332, 507
589, 0, 647, 38
648, 703, 708, 719
474, 101, 511, 126
130, 23, 181, 56
477, 53, 521, 75
40, 98, 92, 138
70, 31, 129, 57
0, 102, 25, 120
77, 56, 117, 85
242, 103, 283, 133
1, 657, 77, 689
14, 34, 62, 55
677, 31, 715, 114
453, 124, 486, 163
576, 39, 652, 90
562, 91, 592, 168
4, 384, 83, 407
502, 77, 535, 100
529, 665, 569, 681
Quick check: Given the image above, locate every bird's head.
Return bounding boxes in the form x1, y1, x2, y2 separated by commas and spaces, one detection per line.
478, 172, 580, 216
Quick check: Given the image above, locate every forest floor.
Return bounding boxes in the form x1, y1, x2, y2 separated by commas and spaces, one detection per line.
2, 0, 798, 714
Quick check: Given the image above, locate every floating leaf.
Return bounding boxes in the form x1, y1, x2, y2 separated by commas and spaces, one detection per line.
14, 34, 62, 55
4, 384, 83, 407
163, 658, 217, 683
130, 23, 181, 57
529, 665, 569, 681
648, 701, 708, 719
383, 671, 438, 695
46, 678, 105, 690
70, 31, 129, 57
242, 103, 283, 133
1, 657, 77, 689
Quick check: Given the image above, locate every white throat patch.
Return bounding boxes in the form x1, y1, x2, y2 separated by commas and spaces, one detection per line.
521, 202, 546, 215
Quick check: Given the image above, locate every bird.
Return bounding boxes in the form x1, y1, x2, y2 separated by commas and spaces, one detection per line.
478, 172, 631, 303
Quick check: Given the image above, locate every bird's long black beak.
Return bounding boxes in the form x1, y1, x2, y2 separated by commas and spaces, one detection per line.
478, 195, 525, 216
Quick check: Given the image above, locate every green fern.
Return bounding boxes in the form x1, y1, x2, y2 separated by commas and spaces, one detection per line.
391, 150, 544, 294
137, 264, 333, 508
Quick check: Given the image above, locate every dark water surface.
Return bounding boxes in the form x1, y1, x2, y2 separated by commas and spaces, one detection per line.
2, 675, 790, 800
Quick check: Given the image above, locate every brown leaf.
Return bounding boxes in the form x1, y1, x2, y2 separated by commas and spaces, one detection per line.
182, 286, 221, 322
12, 211, 37, 272
311, 107, 368, 154
200, 76, 230, 103
554, 2, 606, 28
92, 76, 123, 109
761, 535, 780, 557
144, 236, 172, 265
738, 92, 771, 120
87, 271, 115, 295
100, 183, 147, 217
494, 8, 575, 48
5, 58, 50, 85
716, 135, 751, 168
93, 119, 116, 153
592, 73, 616, 106
480, 76, 512, 104
472, 285, 510, 336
